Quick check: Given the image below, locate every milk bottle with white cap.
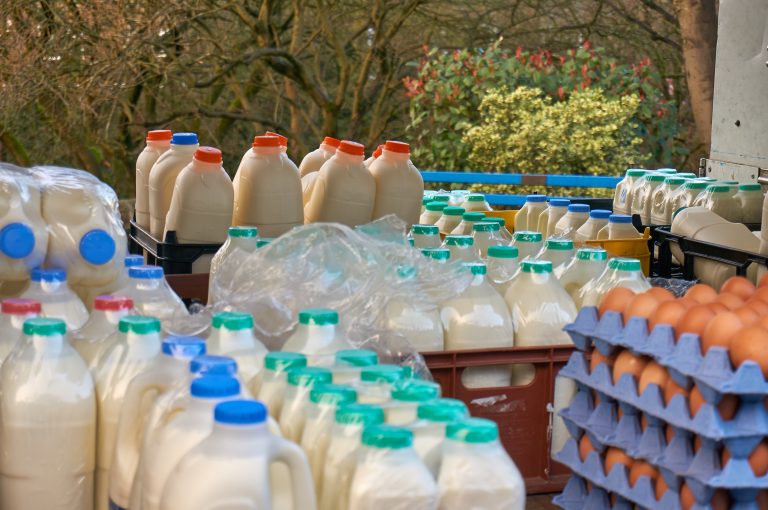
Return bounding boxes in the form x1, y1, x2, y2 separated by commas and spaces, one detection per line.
208, 226, 259, 304
208, 311, 268, 387
486, 246, 519, 296
282, 308, 352, 365
473, 221, 505, 258
70, 295, 133, 365
279, 366, 333, 442
536, 239, 575, 271
299, 136, 341, 177
613, 169, 647, 215
21, 267, 89, 330
738, 184, 763, 223
632, 173, 666, 224
148, 132, 199, 238
553, 203, 590, 239
435, 206, 465, 234
437, 418, 525, 510
537, 198, 570, 237
0, 298, 40, 363
411, 398, 469, 476
443, 234, 477, 261
369, 141, 424, 225
574, 209, 611, 242
419, 201, 449, 225
596, 214, 642, 240
356, 364, 406, 404
385, 379, 441, 425
333, 349, 378, 384
411, 224, 442, 249
135, 130, 172, 229
461, 193, 492, 212
119, 265, 187, 324
451, 211, 486, 235
255, 352, 307, 417
511, 230, 543, 259
514, 194, 547, 232
159, 399, 316, 510
348, 425, 438, 510
0, 318, 96, 510
558, 248, 608, 305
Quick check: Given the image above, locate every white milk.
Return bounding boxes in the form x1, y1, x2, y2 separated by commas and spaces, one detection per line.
137, 375, 241, 510
159, 400, 316, 510
0, 318, 96, 510
557, 248, 608, 306
435, 206, 466, 235
301, 384, 358, 489
631, 173, 666, 224
207, 226, 259, 304
70, 295, 133, 365
443, 234, 477, 262
118, 265, 188, 325
255, 352, 307, 418
511, 230, 543, 260
536, 239, 575, 272
319, 403, 385, 510
282, 308, 352, 364
412, 224, 442, 249
437, 418, 525, 510
349, 425, 438, 510
738, 184, 763, 224
91, 316, 162, 510
673, 180, 709, 211
233, 135, 304, 237
135, 130, 172, 229
369, 141, 424, 225
410, 398, 469, 477
699, 184, 743, 222
486, 246, 519, 296
74, 254, 145, 310
420, 201, 449, 225
441, 262, 514, 388
264, 131, 301, 175
21, 267, 89, 330
473, 221, 505, 258
574, 209, 611, 243
278, 366, 333, 442
579, 257, 651, 307
355, 365, 406, 404
302, 170, 320, 207
364, 144, 384, 169
537, 198, 570, 237
651, 176, 687, 225
553, 204, 590, 239
596, 213, 642, 240
108, 336, 206, 509
385, 269, 444, 353
305, 140, 376, 227
613, 169, 647, 215
208, 311, 268, 389
450, 211, 486, 236
461, 193, 492, 212
513, 194, 547, 232
332, 349, 379, 384
148, 132, 198, 238
385, 379, 441, 425
0, 298, 40, 363
299, 136, 341, 177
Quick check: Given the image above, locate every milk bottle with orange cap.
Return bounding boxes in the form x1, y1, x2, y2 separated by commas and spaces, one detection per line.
135, 130, 172, 229
299, 136, 341, 177
265, 130, 301, 174
70, 295, 133, 365
369, 141, 424, 225
21, 267, 89, 329
0, 298, 40, 363
148, 132, 199, 238
364, 144, 384, 168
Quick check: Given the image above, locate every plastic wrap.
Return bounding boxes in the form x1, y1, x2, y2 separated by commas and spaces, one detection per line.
535, 238, 575, 272
510, 230, 543, 259
21, 267, 89, 329
648, 277, 698, 297
0, 298, 40, 363
207, 311, 268, 386
443, 234, 478, 262
461, 192, 492, 212
486, 246, 519, 295
699, 184, 743, 222
553, 204, 590, 240
579, 257, 651, 307
557, 248, 608, 305
69, 295, 134, 365
472, 221, 504, 258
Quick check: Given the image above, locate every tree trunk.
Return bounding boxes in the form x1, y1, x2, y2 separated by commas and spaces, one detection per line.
674, 0, 718, 151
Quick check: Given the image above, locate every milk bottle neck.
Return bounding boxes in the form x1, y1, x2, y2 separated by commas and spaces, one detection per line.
470, 273, 487, 286
146, 140, 171, 151
31, 279, 67, 294
213, 326, 256, 352
29, 332, 65, 354
228, 236, 258, 251
335, 151, 365, 165
126, 331, 161, 356
189, 160, 223, 173
170, 143, 199, 154
131, 276, 162, 290
380, 149, 410, 162
300, 323, 337, 344
251, 146, 282, 157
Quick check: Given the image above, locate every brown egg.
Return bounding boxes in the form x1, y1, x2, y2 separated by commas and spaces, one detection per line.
748, 298, 768, 316
716, 292, 745, 310
623, 293, 661, 325
675, 305, 715, 340
648, 300, 688, 332
712, 490, 731, 510
689, 385, 739, 420
613, 350, 649, 386
647, 287, 675, 303
725, 440, 768, 476
721, 276, 757, 300
578, 434, 595, 462
628, 460, 658, 488
665, 424, 675, 444
590, 348, 615, 374
685, 283, 718, 304
604, 447, 633, 476
693, 435, 703, 453
736, 306, 761, 326
638, 361, 669, 396
677, 298, 697, 310
663, 377, 689, 406
599, 287, 635, 318
700, 311, 742, 354
754, 286, 768, 304
729, 325, 768, 377
680, 482, 695, 510
760, 316, 768, 331
708, 302, 729, 314
655, 474, 669, 500
759, 273, 768, 288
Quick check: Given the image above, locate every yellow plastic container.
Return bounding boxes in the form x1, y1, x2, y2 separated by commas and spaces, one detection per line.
586, 228, 651, 276
484, 210, 517, 230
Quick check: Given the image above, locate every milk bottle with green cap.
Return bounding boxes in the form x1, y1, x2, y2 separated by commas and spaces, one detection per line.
282, 308, 352, 365
461, 193, 492, 212
487, 246, 519, 295
536, 239, 574, 271
574, 210, 611, 242
420, 201, 448, 225
558, 248, 608, 304
553, 204, 590, 239
208, 311, 268, 385
651, 176, 687, 225
208, 226, 259, 304
720, 180, 740, 197
421, 247, 451, 263
148, 132, 199, 238
450, 211, 486, 235
580, 257, 651, 306
301, 384, 358, 488
613, 169, 647, 215
411, 398, 469, 476
473, 221, 504, 257
254, 352, 307, 417
385, 379, 441, 425
21, 267, 88, 329
435, 206, 465, 234
511, 230, 543, 259
279, 366, 333, 441
386, 266, 444, 352
333, 349, 378, 384
700, 184, 743, 222
319, 403, 385, 510
632, 173, 666, 224
356, 364, 406, 404
596, 214, 642, 240
487, 216, 513, 241
411, 224, 442, 249
0, 318, 96, 510
437, 418, 525, 510
443, 234, 476, 261
674, 180, 708, 210
513, 194, 547, 232
738, 184, 763, 223
537, 198, 570, 237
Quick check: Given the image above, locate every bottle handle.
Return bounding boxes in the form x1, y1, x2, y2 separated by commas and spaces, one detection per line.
271, 438, 317, 510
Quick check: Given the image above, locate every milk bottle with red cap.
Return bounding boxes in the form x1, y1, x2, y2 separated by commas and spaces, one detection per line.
305, 140, 376, 227
369, 141, 424, 225
0, 298, 40, 363
21, 267, 89, 330
70, 295, 133, 365
265, 131, 301, 174
299, 136, 341, 177
148, 132, 199, 238
135, 130, 172, 229
364, 144, 384, 168
233, 135, 304, 237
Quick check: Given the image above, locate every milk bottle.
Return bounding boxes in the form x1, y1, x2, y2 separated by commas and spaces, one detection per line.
301, 384, 358, 488
613, 169, 647, 215
580, 257, 650, 307
451, 211, 486, 235
279, 366, 333, 441
486, 246, 519, 296
536, 239, 575, 271
159, 399, 316, 510
208, 311, 268, 386
411, 224, 442, 249
255, 352, 307, 417
443, 234, 476, 262
574, 209, 611, 242
357, 365, 406, 404
0, 298, 40, 363
537, 198, 570, 237
596, 214, 642, 240
299, 136, 341, 177
348, 425, 438, 510
92, 315, 162, 510
558, 248, 608, 305
411, 398, 469, 476
487, 216, 513, 241
369, 141, 424, 225
514, 194, 547, 232
632, 173, 666, 224
207, 226, 259, 304
137, 375, 242, 510
0, 318, 96, 510
333, 349, 378, 384
70, 295, 133, 365
738, 184, 763, 223
319, 403, 385, 510
472, 221, 505, 258
233, 135, 304, 237
305, 140, 376, 227
420, 201, 449, 225
511, 230, 543, 260
437, 418, 525, 510
364, 144, 384, 168
435, 206, 465, 234
651, 176, 687, 225
675, 180, 708, 209
386, 379, 441, 425
450, 190, 469, 206
385, 267, 444, 352
108, 336, 206, 510
553, 204, 590, 239
700, 184, 743, 222
135, 130, 172, 229
282, 308, 352, 364
148, 132, 199, 238
21, 267, 89, 329
461, 193, 492, 212
75, 254, 145, 310
421, 247, 451, 263
119, 265, 188, 324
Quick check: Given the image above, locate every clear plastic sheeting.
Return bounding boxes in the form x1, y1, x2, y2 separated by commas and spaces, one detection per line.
648, 277, 697, 297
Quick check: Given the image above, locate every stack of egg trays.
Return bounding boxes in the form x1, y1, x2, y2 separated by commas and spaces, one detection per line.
557, 307, 768, 508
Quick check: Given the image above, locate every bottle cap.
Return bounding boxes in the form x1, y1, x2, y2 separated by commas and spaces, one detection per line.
23, 317, 66, 336
417, 398, 469, 422
645, 174, 666, 182
425, 202, 447, 212
446, 418, 499, 443
93, 296, 133, 312
212, 311, 254, 331
545, 239, 573, 250
473, 222, 500, 232
194, 147, 223, 164
626, 169, 647, 177
420, 247, 450, 261
487, 246, 518, 259
706, 185, 731, 193
214, 400, 267, 425
521, 260, 553, 274
442, 206, 465, 216
526, 194, 547, 203
608, 257, 642, 271
171, 132, 198, 145
391, 379, 440, 402
462, 212, 486, 222
191, 375, 241, 398
0, 223, 35, 259
362, 424, 413, 449
124, 255, 144, 268
228, 226, 259, 238
79, 229, 116, 265
384, 140, 410, 153
128, 265, 164, 279
338, 140, 365, 156
256, 239, 273, 248
322, 136, 341, 148
264, 352, 307, 372
567, 204, 590, 213
444, 235, 473, 247
372, 145, 384, 158
576, 248, 608, 261
287, 366, 332, 387
609, 214, 632, 224
2, 298, 41, 315
252, 135, 281, 148
430, 195, 451, 202
336, 349, 379, 367
412, 225, 439, 235
589, 209, 611, 219
487, 217, 506, 227
361, 364, 405, 384
309, 384, 357, 405
298, 308, 338, 326
30, 267, 66, 283
264, 131, 288, 147
336, 403, 385, 426
118, 315, 161, 334
513, 231, 542, 243
656, 168, 677, 174
664, 177, 686, 186
190, 355, 238, 376
465, 194, 486, 202
146, 130, 172, 142
740, 184, 762, 191
550, 198, 571, 207
463, 262, 487, 275
162, 336, 206, 358
685, 181, 708, 190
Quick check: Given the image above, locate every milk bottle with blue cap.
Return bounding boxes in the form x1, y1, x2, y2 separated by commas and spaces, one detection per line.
148, 132, 199, 238
119, 265, 187, 323
70, 295, 134, 365
136, 130, 173, 229
0, 298, 40, 362
208, 311, 268, 387
282, 308, 352, 365
255, 352, 308, 417
75, 254, 145, 309
279, 366, 333, 441
553, 203, 590, 239
21, 267, 89, 329
159, 400, 316, 510
333, 349, 379, 384
596, 213, 642, 240
537, 198, 570, 237
513, 194, 547, 232
208, 226, 259, 304
574, 209, 611, 242
411, 398, 469, 476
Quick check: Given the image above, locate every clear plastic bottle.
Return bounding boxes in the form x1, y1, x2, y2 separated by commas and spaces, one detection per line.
631, 173, 666, 224
613, 169, 647, 215
420, 247, 451, 263
557, 248, 608, 305
208, 226, 259, 304
70, 295, 133, 365
21, 267, 88, 330
537, 198, 570, 237
553, 204, 590, 239
651, 176, 687, 225
574, 210, 611, 242
510, 230, 543, 260
0, 298, 40, 363
411, 398, 469, 476
450, 211, 486, 235
208, 311, 268, 387
536, 239, 575, 271
333, 349, 379, 384
738, 183, 764, 223
278, 366, 333, 442
700, 184, 743, 222
449, 190, 469, 206
513, 194, 547, 232
443, 235, 477, 262
473, 221, 505, 258
579, 257, 651, 307
461, 193, 492, 212
411, 224, 442, 249
435, 206, 465, 235
355, 365, 406, 404
486, 246, 519, 296
118, 265, 187, 324
255, 352, 307, 418
282, 308, 352, 365
596, 214, 642, 240
419, 201, 448, 225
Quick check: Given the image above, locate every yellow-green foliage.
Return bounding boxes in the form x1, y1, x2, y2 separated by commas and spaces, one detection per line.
464, 87, 650, 176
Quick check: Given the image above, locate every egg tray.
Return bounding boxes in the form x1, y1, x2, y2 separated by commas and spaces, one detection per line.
552, 475, 644, 510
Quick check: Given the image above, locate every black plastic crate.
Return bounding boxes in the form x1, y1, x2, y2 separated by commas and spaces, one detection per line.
128, 219, 222, 275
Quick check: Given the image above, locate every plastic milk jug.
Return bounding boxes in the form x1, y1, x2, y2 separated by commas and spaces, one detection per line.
450, 211, 486, 236
487, 216, 513, 242
148, 132, 198, 238
348, 425, 438, 510
420, 201, 449, 225
385, 379, 441, 425
208, 311, 268, 387
364, 144, 384, 169
574, 209, 611, 242
0, 318, 96, 510
0, 298, 40, 363
435, 206, 465, 235
738, 183, 763, 224
472, 221, 504, 258
443, 234, 477, 262
558, 248, 608, 305
536, 239, 575, 271
159, 400, 316, 510
596, 213, 642, 240
304, 140, 376, 227
421, 247, 451, 263
135, 130, 172, 229
299, 136, 341, 177
511, 230, 543, 260
674, 180, 708, 210
369, 141, 424, 225
632, 173, 666, 224
700, 184, 743, 222
553, 204, 590, 239
233, 135, 304, 237
265, 131, 301, 175
319, 403, 385, 510
385, 267, 444, 353
537, 198, 570, 237
332, 349, 379, 385
651, 176, 687, 225
411, 224, 442, 249
486, 246, 519, 296
75, 254, 144, 310
613, 169, 646, 215
461, 193, 492, 212
514, 194, 547, 232
70, 295, 133, 365
580, 257, 651, 307
21, 267, 88, 330
208, 226, 259, 304
282, 308, 352, 365
119, 265, 187, 324
254, 352, 307, 418
356, 365, 406, 404
278, 366, 333, 442
411, 399, 469, 476
437, 418, 525, 510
